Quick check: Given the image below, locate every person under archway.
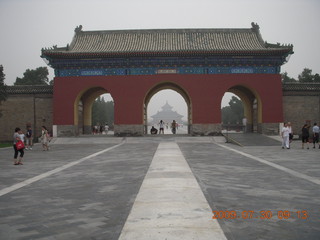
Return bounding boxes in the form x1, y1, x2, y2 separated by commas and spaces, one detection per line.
150, 126, 158, 135
242, 116, 247, 133
159, 120, 165, 134
171, 120, 177, 134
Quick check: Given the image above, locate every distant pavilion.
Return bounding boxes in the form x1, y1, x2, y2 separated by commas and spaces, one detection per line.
150, 102, 184, 125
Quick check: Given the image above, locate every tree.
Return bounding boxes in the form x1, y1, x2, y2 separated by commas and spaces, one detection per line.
281, 72, 296, 83
0, 65, 7, 118
298, 68, 315, 83
221, 106, 235, 124
92, 96, 114, 127
221, 96, 244, 124
14, 67, 49, 85
229, 96, 244, 118
282, 68, 320, 83
314, 73, 320, 83
0, 65, 7, 101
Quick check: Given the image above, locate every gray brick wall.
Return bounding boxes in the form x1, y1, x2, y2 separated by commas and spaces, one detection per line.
0, 93, 53, 142
283, 95, 320, 136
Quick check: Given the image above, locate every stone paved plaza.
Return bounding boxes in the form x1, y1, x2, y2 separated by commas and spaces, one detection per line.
0, 135, 319, 240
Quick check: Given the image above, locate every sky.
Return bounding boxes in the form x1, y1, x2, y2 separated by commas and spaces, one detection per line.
1, 0, 319, 120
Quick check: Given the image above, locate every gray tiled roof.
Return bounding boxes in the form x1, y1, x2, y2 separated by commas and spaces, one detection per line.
6, 85, 53, 94
42, 23, 293, 58
282, 83, 320, 91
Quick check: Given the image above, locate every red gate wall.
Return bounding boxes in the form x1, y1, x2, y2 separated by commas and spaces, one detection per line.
53, 73, 283, 133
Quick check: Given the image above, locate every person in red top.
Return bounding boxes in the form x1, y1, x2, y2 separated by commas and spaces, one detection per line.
13, 127, 24, 165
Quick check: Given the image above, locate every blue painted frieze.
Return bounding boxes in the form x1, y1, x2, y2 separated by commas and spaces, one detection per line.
56, 66, 279, 77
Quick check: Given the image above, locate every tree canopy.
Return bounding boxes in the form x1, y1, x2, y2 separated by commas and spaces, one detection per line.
0, 65, 7, 100
0, 65, 7, 118
281, 72, 296, 83
298, 68, 320, 83
92, 96, 114, 127
282, 68, 320, 83
14, 67, 49, 85
221, 96, 244, 124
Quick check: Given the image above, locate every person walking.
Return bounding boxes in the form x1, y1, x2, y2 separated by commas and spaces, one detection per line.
171, 120, 177, 134
41, 126, 50, 151
25, 126, 33, 150
13, 127, 24, 165
242, 116, 247, 133
159, 120, 165, 134
104, 123, 109, 134
18, 129, 25, 145
301, 124, 310, 149
281, 122, 290, 149
312, 122, 320, 149
288, 122, 293, 143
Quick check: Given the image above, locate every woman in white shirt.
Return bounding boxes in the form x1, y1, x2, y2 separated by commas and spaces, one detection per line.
281, 122, 290, 149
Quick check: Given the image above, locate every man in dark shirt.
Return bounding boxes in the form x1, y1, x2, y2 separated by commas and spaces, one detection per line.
150, 126, 158, 135
26, 126, 33, 150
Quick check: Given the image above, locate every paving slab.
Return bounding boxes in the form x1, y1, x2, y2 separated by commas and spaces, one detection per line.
0, 138, 157, 240
0, 135, 319, 239
179, 140, 320, 240
223, 133, 281, 146
118, 142, 227, 240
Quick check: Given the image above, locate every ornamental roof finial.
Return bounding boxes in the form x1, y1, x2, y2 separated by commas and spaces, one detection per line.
75, 25, 83, 33
251, 22, 260, 31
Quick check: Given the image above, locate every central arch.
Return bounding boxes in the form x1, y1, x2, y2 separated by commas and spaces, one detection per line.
144, 81, 192, 134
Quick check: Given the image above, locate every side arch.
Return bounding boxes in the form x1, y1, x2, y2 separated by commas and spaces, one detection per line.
226, 84, 262, 133
74, 86, 111, 134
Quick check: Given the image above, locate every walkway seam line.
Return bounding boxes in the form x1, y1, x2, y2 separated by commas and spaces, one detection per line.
0, 141, 125, 197
118, 142, 228, 240
214, 142, 320, 186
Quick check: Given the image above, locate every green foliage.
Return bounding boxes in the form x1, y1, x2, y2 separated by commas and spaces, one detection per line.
92, 96, 114, 127
0, 142, 11, 148
0, 65, 7, 118
282, 68, 320, 83
0, 65, 5, 86
14, 67, 49, 85
298, 68, 314, 82
298, 68, 320, 82
221, 96, 244, 124
0, 65, 7, 100
281, 72, 297, 83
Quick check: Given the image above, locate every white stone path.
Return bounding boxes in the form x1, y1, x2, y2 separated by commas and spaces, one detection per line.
118, 142, 227, 240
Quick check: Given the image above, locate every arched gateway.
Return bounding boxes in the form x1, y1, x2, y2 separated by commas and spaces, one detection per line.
41, 23, 293, 137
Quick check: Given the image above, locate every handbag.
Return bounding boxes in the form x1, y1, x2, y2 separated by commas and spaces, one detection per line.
16, 140, 25, 150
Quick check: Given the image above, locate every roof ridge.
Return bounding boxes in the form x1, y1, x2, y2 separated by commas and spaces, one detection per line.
6, 85, 53, 94
42, 23, 294, 58
76, 28, 254, 35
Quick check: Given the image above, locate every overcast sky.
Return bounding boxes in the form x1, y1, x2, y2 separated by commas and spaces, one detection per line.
1, 0, 319, 120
